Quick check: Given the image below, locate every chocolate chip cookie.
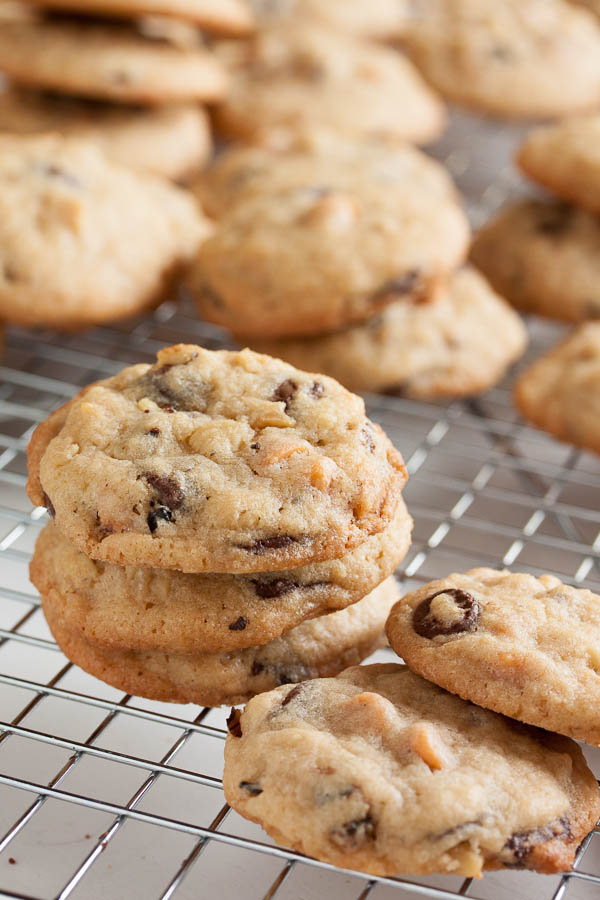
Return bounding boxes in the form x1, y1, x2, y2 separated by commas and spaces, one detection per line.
254, 268, 527, 397
514, 322, 600, 453
387, 568, 600, 745
30, 501, 411, 653
518, 115, 600, 214
470, 199, 600, 322
405, 0, 600, 118
0, 88, 212, 181
42, 578, 399, 707
0, 134, 209, 329
224, 663, 600, 876
27, 345, 407, 573
214, 23, 446, 148
190, 157, 469, 339
0, 15, 228, 104
19, 0, 254, 33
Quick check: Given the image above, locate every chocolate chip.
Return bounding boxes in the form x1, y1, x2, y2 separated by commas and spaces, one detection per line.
371, 270, 420, 303
226, 708, 242, 738
252, 578, 297, 599
229, 616, 248, 631
238, 535, 299, 554
42, 491, 55, 518
147, 506, 173, 533
143, 473, 184, 510
239, 781, 263, 796
310, 381, 324, 398
272, 379, 297, 411
503, 816, 571, 867
412, 588, 480, 639
281, 684, 303, 706
251, 661, 264, 676
8, 858, 16, 865
535, 204, 573, 236
250, 442, 261, 450
330, 815, 375, 849
146, 428, 160, 437
95, 512, 114, 540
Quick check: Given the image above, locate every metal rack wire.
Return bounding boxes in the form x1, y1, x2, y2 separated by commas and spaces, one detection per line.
1, 111, 600, 900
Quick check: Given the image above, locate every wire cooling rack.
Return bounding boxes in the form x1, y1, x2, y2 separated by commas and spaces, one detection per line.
1, 110, 600, 900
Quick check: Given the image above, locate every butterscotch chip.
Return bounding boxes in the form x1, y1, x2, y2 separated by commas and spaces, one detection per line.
26, 345, 407, 573
388, 567, 600, 746
515, 322, 600, 454
224, 663, 600, 876
0, 134, 209, 329
41, 578, 400, 708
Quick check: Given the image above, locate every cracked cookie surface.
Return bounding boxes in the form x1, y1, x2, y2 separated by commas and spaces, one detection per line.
387, 567, 600, 745
224, 663, 600, 876
27, 345, 407, 573
42, 578, 398, 707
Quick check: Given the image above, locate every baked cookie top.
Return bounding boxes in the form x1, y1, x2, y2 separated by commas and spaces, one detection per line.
254, 267, 527, 397
405, 0, 600, 118
0, 88, 211, 180
30, 502, 411, 653
194, 137, 463, 220
190, 151, 469, 339
387, 567, 600, 745
43, 575, 399, 708
515, 322, 600, 454
224, 663, 600, 877
0, 16, 228, 104
518, 116, 600, 215
27, 345, 407, 573
470, 199, 600, 323
214, 23, 446, 148
0, 134, 208, 328
19, 0, 254, 33
249, 0, 411, 39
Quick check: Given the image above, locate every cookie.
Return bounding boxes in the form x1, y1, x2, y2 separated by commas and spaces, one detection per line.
190, 158, 469, 339
254, 268, 527, 397
224, 663, 600, 876
42, 578, 399, 707
30, 502, 411, 653
249, 0, 411, 40
405, 0, 600, 119
0, 16, 228, 105
0, 134, 209, 329
214, 24, 446, 148
20, 0, 254, 34
518, 116, 600, 215
0, 88, 211, 181
514, 322, 600, 453
387, 568, 600, 745
470, 199, 600, 323
194, 137, 464, 221
27, 344, 407, 573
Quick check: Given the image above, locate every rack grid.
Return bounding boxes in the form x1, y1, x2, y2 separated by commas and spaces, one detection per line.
1, 111, 600, 900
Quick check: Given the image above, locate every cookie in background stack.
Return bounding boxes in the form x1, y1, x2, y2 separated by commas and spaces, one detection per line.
28, 344, 412, 706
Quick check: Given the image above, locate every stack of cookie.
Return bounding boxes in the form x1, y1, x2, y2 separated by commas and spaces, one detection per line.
222, 568, 600, 878
0, 0, 255, 181
191, 138, 527, 399
27, 343, 412, 707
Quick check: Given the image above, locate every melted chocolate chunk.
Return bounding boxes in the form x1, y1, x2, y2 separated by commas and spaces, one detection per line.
42, 491, 55, 518
226, 708, 242, 738
238, 535, 299, 554
239, 781, 263, 796
535, 204, 573, 236
147, 506, 173, 533
372, 270, 420, 303
251, 661, 264, 676
144, 473, 184, 510
252, 578, 297, 599
272, 379, 297, 411
330, 815, 375, 848
310, 381, 324, 398
503, 816, 571, 866
229, 616, 248, 631
412, 588, 480, 639
281, 684, 304, 706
